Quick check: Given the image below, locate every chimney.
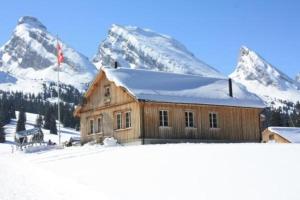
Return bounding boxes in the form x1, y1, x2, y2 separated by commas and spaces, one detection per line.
228, 78, 233, 97
114, 61, 118, 69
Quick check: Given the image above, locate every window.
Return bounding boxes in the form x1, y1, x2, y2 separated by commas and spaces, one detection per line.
97, 117, 102, 133
185, 111, 194, 127
116, 113, 122, 129
209, 112, 218, 128
104, 86, 111, 97
125, 112, 131, 128
89, 119, 94, 134
159, 110, 169, 127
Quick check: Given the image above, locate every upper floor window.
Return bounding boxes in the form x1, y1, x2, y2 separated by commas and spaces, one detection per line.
185, 111, 194, 127
159, 110, 169, 127
104, 86, 111, 97
116, 113, 122, 130
125, 112, 131, 128
209, 112, 218, 128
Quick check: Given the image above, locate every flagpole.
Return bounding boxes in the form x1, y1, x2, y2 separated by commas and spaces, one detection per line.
57, 35, 61, 146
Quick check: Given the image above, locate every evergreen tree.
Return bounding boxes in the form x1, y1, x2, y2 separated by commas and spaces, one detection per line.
43, 107, 52, 130
269, 109, 283, 126
50, 117, 57, 135
0, 124, 5, 143
16, 109, 26, 132
44, 107, 57, 134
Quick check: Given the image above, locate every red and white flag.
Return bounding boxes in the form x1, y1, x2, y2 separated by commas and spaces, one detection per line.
57, 42, 64, 65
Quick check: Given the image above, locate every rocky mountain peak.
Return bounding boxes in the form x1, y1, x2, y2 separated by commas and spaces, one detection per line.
0, 16, 97, 93
17, 16, 47, 30
230, 46, 300, 106
93, 24, 223, 78
232, 46, 295, 88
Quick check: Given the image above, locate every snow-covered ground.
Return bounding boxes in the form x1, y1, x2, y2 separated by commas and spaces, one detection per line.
1, 111, 300, 200
0, 142, 300, 200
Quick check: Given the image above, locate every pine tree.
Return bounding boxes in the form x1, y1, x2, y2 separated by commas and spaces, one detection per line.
44, 107, 57, 134
0, 124, 5, 143
50, 117, 57, 135
43, 107, 52, 130
16, 109, 26, 132
269, 109, 283, 126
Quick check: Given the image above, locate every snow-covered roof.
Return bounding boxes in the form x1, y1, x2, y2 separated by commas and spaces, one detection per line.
268, 127, 300, 143
100, 67, 265, 108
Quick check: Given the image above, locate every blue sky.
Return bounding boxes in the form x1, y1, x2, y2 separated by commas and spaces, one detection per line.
0, 0, 299, 77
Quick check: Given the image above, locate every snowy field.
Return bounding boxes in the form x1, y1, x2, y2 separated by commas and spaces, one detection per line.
1, 143, 300, 200
1, 113, 300, 200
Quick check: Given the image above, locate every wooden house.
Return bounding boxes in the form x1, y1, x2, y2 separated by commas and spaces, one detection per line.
262, 127, 300, 143
74, 67, 265, 144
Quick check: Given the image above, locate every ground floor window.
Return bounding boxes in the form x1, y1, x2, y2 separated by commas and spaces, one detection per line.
125, 112, 131, 128
89, 119, 94, 134
116, 113, 122, 130
185, 111, 194, 127
97, 117, 102, 133
209, 112, 218, 128
159, 110, 169, 127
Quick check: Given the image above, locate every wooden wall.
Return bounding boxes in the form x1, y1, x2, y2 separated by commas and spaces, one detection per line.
142, 102, 262, 142
79, 72, 142, 144
79, 70, 263, 144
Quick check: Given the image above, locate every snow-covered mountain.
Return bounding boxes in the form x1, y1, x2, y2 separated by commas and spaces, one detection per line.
230, 46, 300, 107
0, 16, 97, 93
93, 24, 223, 78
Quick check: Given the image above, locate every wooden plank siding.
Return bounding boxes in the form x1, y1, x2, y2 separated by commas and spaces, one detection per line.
79, 72, 142, 144
77, 70, 263, 144
142, 102, 262, 143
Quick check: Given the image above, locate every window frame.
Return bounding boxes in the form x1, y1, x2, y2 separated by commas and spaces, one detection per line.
159, 110, 169, 127
104, 85, 111, 97
185, 111, 195, 128
125, 111, 132, 129
97, 116, 102, 133
209, 112, 218, 129
89, 119, 94, 135
116, 112, 122, 130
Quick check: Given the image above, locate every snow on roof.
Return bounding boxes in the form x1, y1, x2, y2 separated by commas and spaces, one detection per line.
268, 127, 300, 143
102, 67, 265, 108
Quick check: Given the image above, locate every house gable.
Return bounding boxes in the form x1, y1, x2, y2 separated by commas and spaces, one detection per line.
80, 70, 137, 114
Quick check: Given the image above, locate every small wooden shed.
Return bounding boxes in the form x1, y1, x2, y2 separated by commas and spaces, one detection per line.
262, 127, 300, 143
74, 67, 265, 144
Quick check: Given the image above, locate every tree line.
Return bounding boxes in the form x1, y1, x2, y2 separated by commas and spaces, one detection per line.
262, 101, 300, 129
0, 82, 82, 142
